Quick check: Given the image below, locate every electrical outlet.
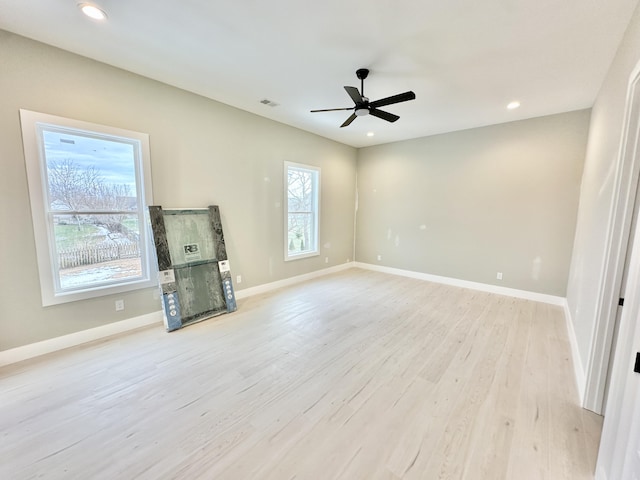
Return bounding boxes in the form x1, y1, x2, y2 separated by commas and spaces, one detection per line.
236, 275, 242, 284
325, 257, 329, 264
496, 272, 503, 280
115, 299, 125, 311
377, 255, 382, 261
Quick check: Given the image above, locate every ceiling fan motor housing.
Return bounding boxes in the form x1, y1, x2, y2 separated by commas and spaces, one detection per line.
356, 68, 370, 80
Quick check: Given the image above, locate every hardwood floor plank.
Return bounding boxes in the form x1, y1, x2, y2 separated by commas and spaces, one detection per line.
0, 269, 602, 479
505, 302, 552, 480
461, 299, 533, 479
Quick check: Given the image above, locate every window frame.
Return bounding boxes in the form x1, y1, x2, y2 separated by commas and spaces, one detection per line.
20, 109, 156, 306
284, 161, 321, 261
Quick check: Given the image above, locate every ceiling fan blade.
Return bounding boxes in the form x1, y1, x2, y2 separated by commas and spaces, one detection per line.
369, 108, 399, 123
340, 113, 358, 128
344, 86, 362, 104
310, 107, 354, 112
369, 91, 416, 109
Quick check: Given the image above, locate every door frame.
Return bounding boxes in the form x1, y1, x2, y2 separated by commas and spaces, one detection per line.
596, 152, 640, 477
584, 59, 640, 414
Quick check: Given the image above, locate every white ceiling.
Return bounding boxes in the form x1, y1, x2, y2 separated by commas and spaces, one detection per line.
1, 0, 638, 148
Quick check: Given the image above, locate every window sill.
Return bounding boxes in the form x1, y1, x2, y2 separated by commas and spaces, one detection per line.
285, 251, 320, 262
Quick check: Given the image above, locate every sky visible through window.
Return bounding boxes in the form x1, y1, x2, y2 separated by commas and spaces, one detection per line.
42, 129, 136, 191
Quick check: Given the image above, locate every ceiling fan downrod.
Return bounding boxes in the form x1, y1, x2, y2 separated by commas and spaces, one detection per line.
356, 68, 369, 98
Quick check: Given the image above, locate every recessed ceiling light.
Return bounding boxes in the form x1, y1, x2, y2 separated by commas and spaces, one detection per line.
366, 132, 375, 137
507, 101, 521, 110
79, 3, 108, 20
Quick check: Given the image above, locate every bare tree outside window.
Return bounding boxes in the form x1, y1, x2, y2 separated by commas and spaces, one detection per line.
48, 159, 135, 232
285, 162, 319, 260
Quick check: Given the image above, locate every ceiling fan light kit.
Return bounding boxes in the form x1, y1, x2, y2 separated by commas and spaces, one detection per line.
311, 68, 416, 128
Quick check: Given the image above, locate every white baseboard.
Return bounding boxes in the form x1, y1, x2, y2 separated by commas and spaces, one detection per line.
563, 301, 587, 403
356, 263, 588, 401
354, 262, 566, 305
0, 264, 354, 368
0, 311, 163, 368
0, 262, 570, 370
234, 262, 355, 299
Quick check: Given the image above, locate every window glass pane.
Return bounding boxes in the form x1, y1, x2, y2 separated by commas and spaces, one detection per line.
287, 168, 314, 212
54, 213, 142, 290
174, 263, 226, 322
288, 212, 313, 254
42, 129, 137, 212
40, 126, 145, 292
163, 212, 219, 265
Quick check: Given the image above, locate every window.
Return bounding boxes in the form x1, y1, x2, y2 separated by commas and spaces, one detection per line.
20, 110, 155, 305
284, 161, 320, 261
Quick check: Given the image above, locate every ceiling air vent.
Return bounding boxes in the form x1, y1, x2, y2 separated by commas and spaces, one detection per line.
260, 99, 279, 107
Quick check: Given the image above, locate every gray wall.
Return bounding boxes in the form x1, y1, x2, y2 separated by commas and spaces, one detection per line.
567, 4, 640, 385
0, 25, 611, 354
355, 111, 590, 296
0, 31, 357, 351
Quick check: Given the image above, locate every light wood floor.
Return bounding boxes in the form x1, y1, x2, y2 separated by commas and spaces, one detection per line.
1, 268, 602, 479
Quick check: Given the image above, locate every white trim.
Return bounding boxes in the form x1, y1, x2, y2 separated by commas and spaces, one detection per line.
19, 109, 157, 306
1, 262, 575, 389
563, 300, 586, 401
584, 59, 640, 413
357, 263, 586, 396
284, 161, 321, 262
235, 262, 354, 299
596, 179, 640, 478
0, 311, 163, 367
1, 264, 352, 368
354, 262, 566, 305
596, 467, 609, 480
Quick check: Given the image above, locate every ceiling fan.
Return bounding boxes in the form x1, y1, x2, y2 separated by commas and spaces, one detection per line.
311, 68, 416, 128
